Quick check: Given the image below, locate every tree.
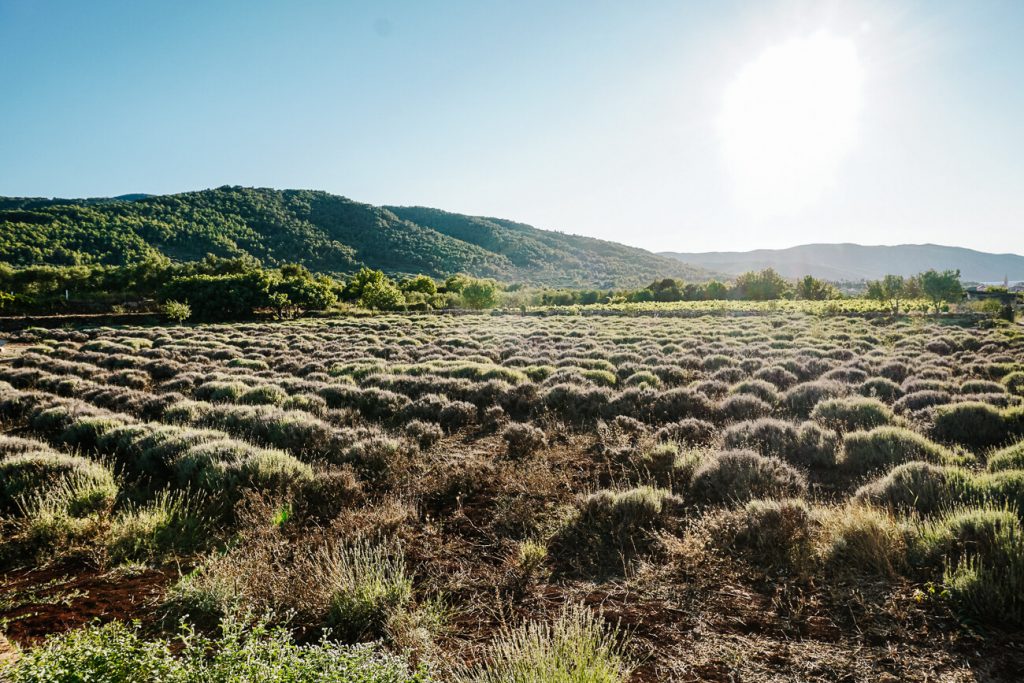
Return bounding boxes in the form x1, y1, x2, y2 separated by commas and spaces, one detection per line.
460, 278, 499, 309
705, 280, 729, 300
401, 275, 438, 296
794, 275, 839, 301
919, 269, 963, 314
731, 268, 791, 301
646, 278, 683, 302
359, 280, 405, 310
866, 274, 907, 315
343, 267, 387, 301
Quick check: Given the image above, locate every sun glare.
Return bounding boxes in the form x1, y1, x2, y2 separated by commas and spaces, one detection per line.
719, 32, 864, 217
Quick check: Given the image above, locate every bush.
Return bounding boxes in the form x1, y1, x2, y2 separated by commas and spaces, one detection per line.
931, 402, 1021, 450
714, 498, 817, 572
730, 379, 780, 405
654, 418, 715, 446
914, 504, 1021, 568
438, 401, 477, 433
811, 397, 893, 432
783, 380, 846, 418
988, 440, 1024, 472
162, 299, 191, 324
895, 390, 953, 413
854, 462, 971, 515
457, 602, 629, 683
722, 419, 797, 459
502, 422, 547, 459
817, 504, 906, 577
858, 377, 904, 403
404, 420, 444, 449
1004, 371, 1024, 397
554, 487, 674, 574
840, 427, 962, 474
719, 394, 771, 421
689, 450, 807, 506
0, 451, 117, 515
310, 538, 414, 641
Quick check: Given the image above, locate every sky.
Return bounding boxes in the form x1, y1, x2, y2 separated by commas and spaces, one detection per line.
1, 0, 1022, 254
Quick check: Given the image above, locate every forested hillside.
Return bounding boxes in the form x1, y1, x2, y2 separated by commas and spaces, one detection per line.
0, 187, 707, 287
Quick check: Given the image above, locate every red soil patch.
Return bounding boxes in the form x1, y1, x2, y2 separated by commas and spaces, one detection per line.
0, 563, 174, 646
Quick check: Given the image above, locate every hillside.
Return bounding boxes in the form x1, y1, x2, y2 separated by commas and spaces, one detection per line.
662, 243, 1024, 283
0, 187, 708, 288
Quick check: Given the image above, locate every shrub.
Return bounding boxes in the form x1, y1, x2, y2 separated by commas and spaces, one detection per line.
943, 550, 1024, 627
783, 380, 846, 418
1004, 371, 1024, 397
753, 366, 798, 390
162, 299, 192, 324
719, 394, 771, 421
730, 379, 780, 404
554, 487, 674, 574
931, 402, 1020, 450
438, 401, 477, 433
308, 538, 414, 641
988, 440, 1024, 472
404, 420, 444, 449
654, 418, 716, 446
689, 450, 807, 506
630, 443, 702, 491
794, 421, 840, 468
238, 384, 289, 406
714, 498, 817, 572
854, 462, 971, 515
457, 602, 629, 683
840, 427, 962, 474
722, 419, 797, 459
0, 451, 117, 515
811, 397, 893, 432
914, 504, 1021, 568
502, 422, 547, 459
894, 390, 952, 413
817, 504, 907, 577
858, 377, 904, 403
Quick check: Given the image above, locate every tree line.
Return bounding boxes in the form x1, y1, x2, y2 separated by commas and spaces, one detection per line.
0, 258, 975, 322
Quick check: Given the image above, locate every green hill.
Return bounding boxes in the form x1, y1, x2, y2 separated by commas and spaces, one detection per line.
0, 186, 707, 287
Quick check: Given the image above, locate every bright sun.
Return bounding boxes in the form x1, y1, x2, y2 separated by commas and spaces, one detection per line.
719, 32, 864, 217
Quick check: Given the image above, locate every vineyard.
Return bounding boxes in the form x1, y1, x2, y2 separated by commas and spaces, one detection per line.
1, 312, 1023, 681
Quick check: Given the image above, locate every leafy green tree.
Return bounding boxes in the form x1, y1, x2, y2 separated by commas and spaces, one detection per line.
794, 275, 840, 301
647, 278, 683, 302
343, 267, 387, 301
400, 275, 437, 296
919, 269, 963, 314
359, 280, 405, 310
704, 280, 729, 300
731, 268, 790, 300
460, 278, 499, 309
866, 274, 908, 315
161, 271, 274, 320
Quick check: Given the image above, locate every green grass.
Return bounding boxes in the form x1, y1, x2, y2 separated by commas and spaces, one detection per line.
456, 602, 629, 683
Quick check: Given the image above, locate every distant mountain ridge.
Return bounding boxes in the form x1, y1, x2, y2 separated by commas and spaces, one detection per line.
661, 243, 1024, 283
0, 186, 710, 288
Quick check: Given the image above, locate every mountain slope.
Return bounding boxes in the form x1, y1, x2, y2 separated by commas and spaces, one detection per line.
661, 243, 1024, 283
0, 187, 707, 287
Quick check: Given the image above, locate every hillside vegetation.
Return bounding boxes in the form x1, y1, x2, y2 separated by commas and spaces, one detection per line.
0, 187, 707, 287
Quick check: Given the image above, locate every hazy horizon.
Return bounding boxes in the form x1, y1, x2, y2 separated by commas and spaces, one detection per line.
2, 0, 1022, 254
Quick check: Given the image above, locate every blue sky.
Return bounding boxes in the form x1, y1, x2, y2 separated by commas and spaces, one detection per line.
1, 0, 1022, 254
